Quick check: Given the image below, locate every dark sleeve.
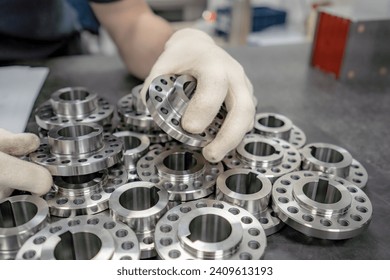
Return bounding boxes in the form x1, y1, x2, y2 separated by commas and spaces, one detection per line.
89, 0, 121, 3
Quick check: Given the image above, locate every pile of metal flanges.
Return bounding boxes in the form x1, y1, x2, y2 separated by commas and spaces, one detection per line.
0, 75, 372, 260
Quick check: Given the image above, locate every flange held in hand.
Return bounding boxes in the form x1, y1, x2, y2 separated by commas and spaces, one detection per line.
146, 74, 226, 147
30, 124, 123, 176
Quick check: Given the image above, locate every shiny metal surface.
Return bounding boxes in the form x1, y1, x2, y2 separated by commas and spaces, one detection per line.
223, 134, 301, 182
137, 146, 223, 202
117, 84, 160, 130
109, 182, 169, 259
113, 131, 150, 171
300, 143, 368, 188
215, 168, 283, 236
272, 171, 372, 239
30, 124, 123, 176
116, 122, 171, 144
146, 74, 226, 147
43, 164, 128, 217
0, 195, 49, 257
15, 214, 140, 260
35, 87, 114, 130
154, 199, 267, 259
254, 112, 306, 148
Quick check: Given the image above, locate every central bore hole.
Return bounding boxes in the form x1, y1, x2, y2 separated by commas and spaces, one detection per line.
119, 186, 159, 211
226, 172, 263, 194
310, 147, 344, 163
59, 89, 89, 101
303, 179, 342, 204
163, 152, 197, 171
54, 231, 101, 260
0, 201, 38, 228
58, 125, 95, 137
188, 214, 232, 243
122, 136, 141, 150
258, 116, 285, 128
245, 142, 276, 156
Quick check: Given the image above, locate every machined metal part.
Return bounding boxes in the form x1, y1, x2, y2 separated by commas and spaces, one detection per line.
15, 214, 140, 260
223, 134, 301, 182
254, 112, 306, 148
113, 131, 150, 171
146, 74, 226, 147
30, 124, 123, 176
117, 84, 160, 130
43, 164, 128, 218
117, 122, 172, 144
216, 168, 283, 236
300, 143, 368, 188
272, 171, 372, 239
154, 199, 267, 260
137, 146, 224, 202
35, 87, 114, 130
110, 182, 169, 259
0, 195, 49, 259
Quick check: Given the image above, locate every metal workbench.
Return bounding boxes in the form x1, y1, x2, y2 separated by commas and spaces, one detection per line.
26, 43, 390, 259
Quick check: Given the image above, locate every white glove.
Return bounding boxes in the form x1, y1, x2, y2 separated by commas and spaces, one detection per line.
141, 28, 256, 162
0, 128, 52, 199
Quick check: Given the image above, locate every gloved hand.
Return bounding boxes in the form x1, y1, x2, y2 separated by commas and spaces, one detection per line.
141, 28, 256, 162
0, 128, 52, 199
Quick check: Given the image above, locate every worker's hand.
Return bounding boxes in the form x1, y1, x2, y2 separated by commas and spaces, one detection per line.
0, 128, 52, 199
141, 28, 256, 162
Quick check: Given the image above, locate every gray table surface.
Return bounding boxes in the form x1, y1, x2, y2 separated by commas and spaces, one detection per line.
26, 43, 390, 259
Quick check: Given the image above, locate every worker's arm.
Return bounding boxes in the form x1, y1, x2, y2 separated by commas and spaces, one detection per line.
90, 0, 173, 79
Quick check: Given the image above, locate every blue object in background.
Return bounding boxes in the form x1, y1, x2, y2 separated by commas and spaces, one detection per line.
66, 0, 100, 34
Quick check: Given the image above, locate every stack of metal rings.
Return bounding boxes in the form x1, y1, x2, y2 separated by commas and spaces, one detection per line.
2, 74, 372, 260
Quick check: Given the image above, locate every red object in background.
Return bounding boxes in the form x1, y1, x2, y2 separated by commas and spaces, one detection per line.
311, 12, 351, 78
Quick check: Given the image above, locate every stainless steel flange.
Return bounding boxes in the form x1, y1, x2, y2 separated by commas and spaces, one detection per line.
43, 164, 128, 217
223, 134, 301, 182
117, 84, 161, 130
146, 74, 226, 147
113, 131, 150, 171
137, 146, 224, 203
30, 124, 123, 176
35, 87, 114, 130
254, 112, 306, 148
154, 199, 267, 260
300, 143, 368, 188
0, 195, 49, 259
15, 214, 140, 260
109, 182, 169, 259
216, 168, 283, 236
272, 171, 372, 239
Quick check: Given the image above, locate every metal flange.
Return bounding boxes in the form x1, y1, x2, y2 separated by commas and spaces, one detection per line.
137, 146, 223, 203
223, 134, 301, 182
0, 195, 49, 258
43, 164, 128, 218
116, 122, 172, 144
117, 84, 161, 130
216, 168, 283, 236
254, 112, 306, 148
154, 199, 267, 260
35, 87, 114, 130
30, 124, 123, 176
15, 214, 140, 260
109, 182, 169, 259
272, 171, 372, 240
300, 143, 368, 188
146, 74, 226, 147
